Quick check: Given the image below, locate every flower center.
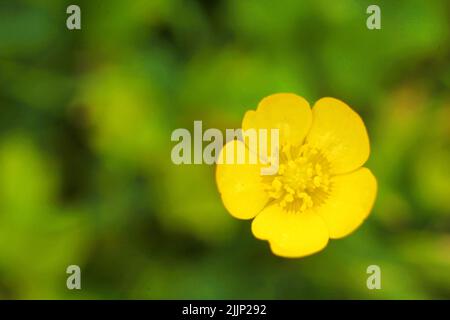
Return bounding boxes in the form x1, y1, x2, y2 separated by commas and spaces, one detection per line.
264, 143, 332, 213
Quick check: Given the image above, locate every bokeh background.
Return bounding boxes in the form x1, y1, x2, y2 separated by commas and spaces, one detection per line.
0, 0, 449, 299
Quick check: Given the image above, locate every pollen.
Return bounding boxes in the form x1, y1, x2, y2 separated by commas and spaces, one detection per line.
264, 143, 332, 213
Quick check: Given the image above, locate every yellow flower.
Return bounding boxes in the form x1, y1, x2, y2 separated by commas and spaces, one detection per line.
216, 93, 377, 258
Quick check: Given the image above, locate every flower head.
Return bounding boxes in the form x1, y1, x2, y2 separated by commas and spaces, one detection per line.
216, 93, 377, 258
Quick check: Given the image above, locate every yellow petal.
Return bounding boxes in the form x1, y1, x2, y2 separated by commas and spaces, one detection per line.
306, 97, 370, 174
251, 204, 329, 258
242, 93, 312, 151
315, 167, 377, 239
216, 140, 269, 219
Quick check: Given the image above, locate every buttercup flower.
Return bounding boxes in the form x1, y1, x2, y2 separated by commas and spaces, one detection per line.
216, 93, 377, 258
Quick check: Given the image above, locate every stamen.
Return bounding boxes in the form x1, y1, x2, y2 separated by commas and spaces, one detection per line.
265, 143, 331, 213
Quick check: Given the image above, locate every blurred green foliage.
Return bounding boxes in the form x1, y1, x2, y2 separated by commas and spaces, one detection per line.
0, 0, 449, 299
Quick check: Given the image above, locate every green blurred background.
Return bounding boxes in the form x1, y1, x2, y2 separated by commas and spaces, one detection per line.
0, 0, 449, 299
